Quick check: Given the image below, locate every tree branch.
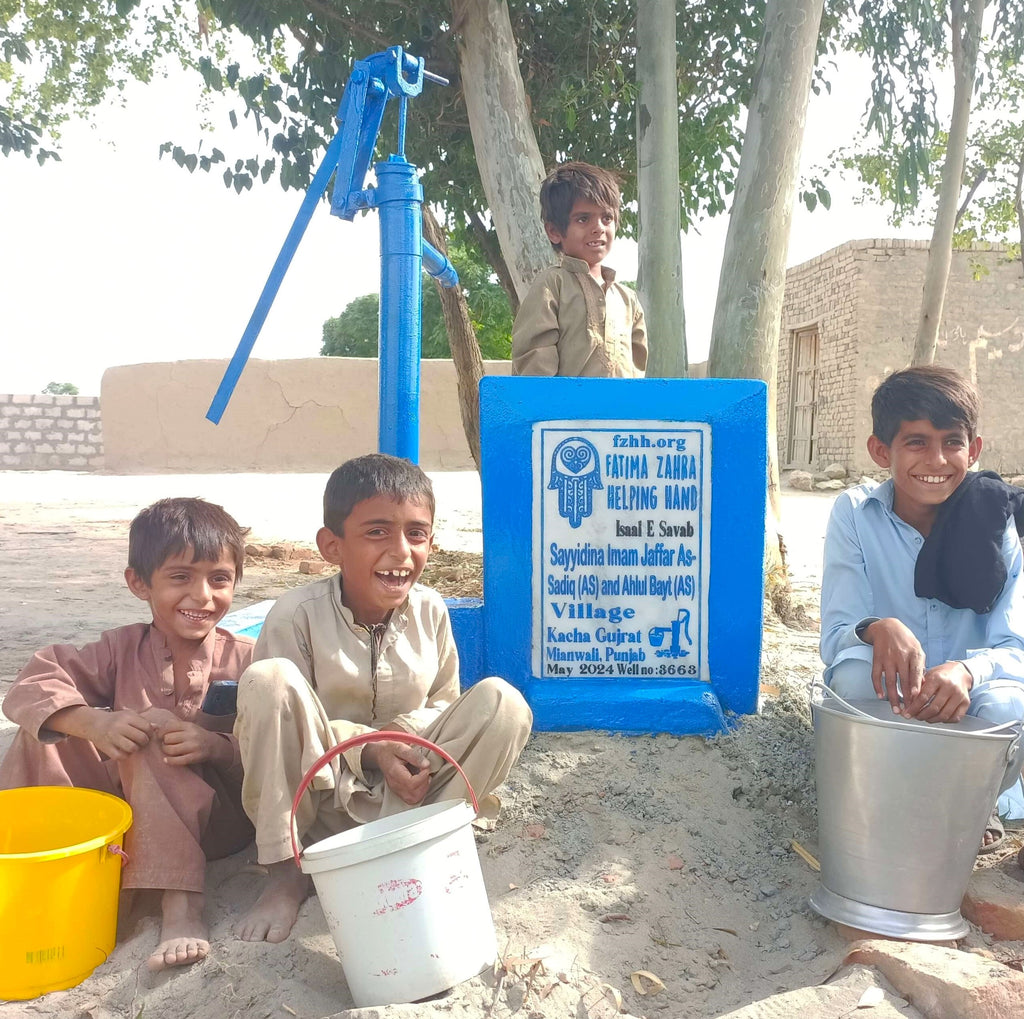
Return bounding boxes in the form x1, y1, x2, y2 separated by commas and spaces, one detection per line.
954, 166, 988, 226
299, 0, 387, 50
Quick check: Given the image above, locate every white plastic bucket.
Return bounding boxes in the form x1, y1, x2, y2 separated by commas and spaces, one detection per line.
290, 732, 497, 1006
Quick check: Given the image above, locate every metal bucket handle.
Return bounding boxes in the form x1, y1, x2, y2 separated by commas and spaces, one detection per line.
813, 681, 1020, 737
288, 730, 480, 867
813, 680, 1023, 790
811, 680, 1019, 786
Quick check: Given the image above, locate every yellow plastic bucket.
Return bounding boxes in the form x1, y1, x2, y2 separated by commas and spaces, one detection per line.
0, 786, 132, 1000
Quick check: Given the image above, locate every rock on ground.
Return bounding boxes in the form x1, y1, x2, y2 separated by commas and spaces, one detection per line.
962, 858, 1024, 941
844, 938, 1024, 1019
715, 963, 921, 1018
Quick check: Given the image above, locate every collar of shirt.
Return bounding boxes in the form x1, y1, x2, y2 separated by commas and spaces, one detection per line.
147, 621, 218, 667
330, 574, 411, 639
147, 622, 218, 701
560, 254, 616, 284
862, 477, 893, 511
861, 477, 925, 552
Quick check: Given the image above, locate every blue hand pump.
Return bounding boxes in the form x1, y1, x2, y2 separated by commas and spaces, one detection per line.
206, 46, 458, 464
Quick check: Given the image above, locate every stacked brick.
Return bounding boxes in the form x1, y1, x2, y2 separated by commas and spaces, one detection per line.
0, 394, 104, 470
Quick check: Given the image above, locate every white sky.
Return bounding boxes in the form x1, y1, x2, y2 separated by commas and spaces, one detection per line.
0, 51, 928, 396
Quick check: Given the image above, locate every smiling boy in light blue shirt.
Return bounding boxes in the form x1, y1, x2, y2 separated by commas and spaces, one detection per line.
820, 365, 1024, 831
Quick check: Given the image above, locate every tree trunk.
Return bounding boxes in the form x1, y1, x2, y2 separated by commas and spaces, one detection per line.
707, 0, 824, 612
636, 0, 687, 378
451, 0, 552, 300
1016, 150, 1024, 276
422, 206, 485, 471
912, 0, 985, 365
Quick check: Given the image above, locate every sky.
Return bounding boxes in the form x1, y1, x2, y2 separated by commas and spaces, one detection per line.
0, 50, 930, 397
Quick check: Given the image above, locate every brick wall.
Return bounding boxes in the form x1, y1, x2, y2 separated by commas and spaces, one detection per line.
0, 394, 104, 470
778, 243, 861, 470
778, 239, 1024, 476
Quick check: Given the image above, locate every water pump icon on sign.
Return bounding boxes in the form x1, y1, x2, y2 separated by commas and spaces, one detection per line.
648, 609, 693, 659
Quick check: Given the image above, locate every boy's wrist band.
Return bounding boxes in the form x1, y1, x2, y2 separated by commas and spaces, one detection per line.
854, 616, 880, 643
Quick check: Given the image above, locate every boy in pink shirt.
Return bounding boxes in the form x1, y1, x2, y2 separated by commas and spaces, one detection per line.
1, 497, 255, 972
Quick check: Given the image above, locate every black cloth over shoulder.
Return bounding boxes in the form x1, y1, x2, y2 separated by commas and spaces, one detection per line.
914, 470, 1024, 614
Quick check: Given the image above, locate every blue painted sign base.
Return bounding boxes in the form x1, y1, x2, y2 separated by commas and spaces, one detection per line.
479, 376, 767, 736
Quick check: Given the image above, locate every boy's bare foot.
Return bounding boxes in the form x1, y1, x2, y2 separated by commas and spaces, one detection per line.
236, 861, 311, 943
147, 889, 209, 971
978, 811, 1005, 854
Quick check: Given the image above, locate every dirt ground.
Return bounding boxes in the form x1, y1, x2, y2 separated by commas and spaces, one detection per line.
0, 471, 1020, 1019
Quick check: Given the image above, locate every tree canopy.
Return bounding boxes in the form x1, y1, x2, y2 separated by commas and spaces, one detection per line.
828, 0, 1024, 219
41, 380, 78, 394
1, 0, 204, 162
4, 1, 769, 231
321, 240, 512, 360
835, 44, 1024, 263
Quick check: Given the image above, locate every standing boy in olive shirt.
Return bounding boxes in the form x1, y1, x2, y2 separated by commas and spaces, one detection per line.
512, 161, 647, 378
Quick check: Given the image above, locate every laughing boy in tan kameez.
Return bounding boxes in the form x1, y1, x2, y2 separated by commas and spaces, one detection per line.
234, 454, 533, 944
512, 161, 647, 378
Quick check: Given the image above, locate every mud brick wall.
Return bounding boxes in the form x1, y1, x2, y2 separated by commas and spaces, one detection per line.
778, 242, 861, 470
0, 394, 104, 470
778, 239, 1024, 476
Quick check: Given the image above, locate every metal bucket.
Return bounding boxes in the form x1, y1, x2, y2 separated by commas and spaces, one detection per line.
810, 683, 1023, 940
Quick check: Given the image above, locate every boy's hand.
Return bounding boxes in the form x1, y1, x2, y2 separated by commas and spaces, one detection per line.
901, 661, 973, 723
45, 705, 155, 761
863, 618, 926, 714
156, 718, 228, 767
139, 707, 180, 731
362, 739, 431, 806
87, 709, 156, 760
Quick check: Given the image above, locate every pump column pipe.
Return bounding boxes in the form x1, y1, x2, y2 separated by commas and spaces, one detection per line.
374, 154, 424, 461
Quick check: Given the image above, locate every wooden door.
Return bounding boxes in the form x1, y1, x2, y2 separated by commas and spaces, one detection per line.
788, 327, 819, 466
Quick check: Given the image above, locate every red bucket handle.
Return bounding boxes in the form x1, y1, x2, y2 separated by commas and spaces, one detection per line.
289, 730, 479, 866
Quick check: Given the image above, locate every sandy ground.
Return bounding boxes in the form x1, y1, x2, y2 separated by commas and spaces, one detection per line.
0, 472, 1011, 1018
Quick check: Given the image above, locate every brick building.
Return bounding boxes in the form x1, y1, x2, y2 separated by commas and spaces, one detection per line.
777, 239, 1024, 477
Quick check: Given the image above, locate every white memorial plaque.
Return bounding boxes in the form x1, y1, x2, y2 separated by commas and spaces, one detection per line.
532, 421, 712, 681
